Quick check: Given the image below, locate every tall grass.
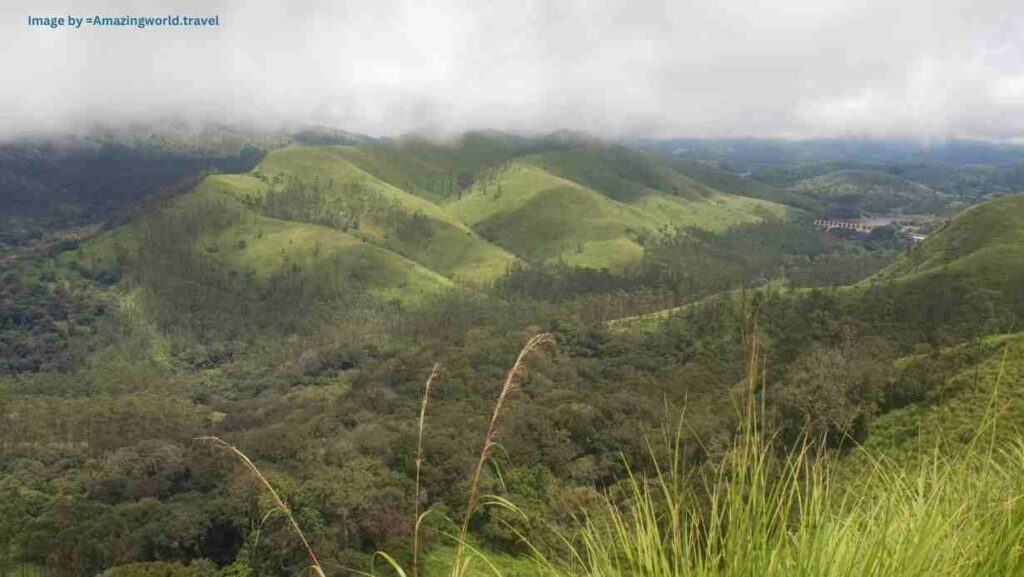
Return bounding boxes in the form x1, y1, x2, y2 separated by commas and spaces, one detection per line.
547, 434, 1024, 577
513, 333, 1024, 577
197, 436, 327, 577
413, 362, 441, 577
451, 333, 555, 577
203, 329, 1024, 577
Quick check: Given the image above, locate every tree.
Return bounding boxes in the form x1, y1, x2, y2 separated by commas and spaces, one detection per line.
776, 338, 893, 445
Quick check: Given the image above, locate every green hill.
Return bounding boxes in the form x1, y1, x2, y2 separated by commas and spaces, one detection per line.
521, 145, 718, 203
795, 169, 949, 215
322, 131, 559, 203
849, 332, 1024, 467
248, 146, 518, 283
868, 193, 1024, 298
187, 175, 452, 301
448, 162, 657, 270
520, 147, 793, 229
309, 136, 798, 273
449, 157, 792, 271
669, 158, 824, 212
71, 173, 452, 310
56, 137, 800, 331
608, 193, 1024, 335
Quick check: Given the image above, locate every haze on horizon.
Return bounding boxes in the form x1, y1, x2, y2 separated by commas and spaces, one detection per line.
3, 0, 1024, 142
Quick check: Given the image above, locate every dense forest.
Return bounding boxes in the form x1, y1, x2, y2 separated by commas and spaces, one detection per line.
1, 130, 1023, 577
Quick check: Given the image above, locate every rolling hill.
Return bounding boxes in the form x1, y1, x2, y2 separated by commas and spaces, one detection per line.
868, 193, 1024, 297
187, 175, 453, 302
448, 162, 656, 270
245, 136, 796, 273
609, 192, 1024, 333
520, 146, 794, 229
49, 134, 800, 336
795, 169, 950, 215
449, 155, 792, 270
321, 131, 565, 203
855, 332, 1024, 464
69, 172, 453, 313
521, 145, 718, 202
248, 146, 518, 282
0, 126, 279, 247
668, 158, 824, 212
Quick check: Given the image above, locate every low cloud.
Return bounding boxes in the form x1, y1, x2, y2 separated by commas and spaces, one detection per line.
4, 0, 1024, 140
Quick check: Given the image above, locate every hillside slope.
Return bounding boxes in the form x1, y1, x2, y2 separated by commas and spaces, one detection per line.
448, 163, 657, 270
72, 173, 453, 310
868, 193, 1024, 296
322, 131, 561, 203
248, 146, 518, 282
234, 137, 799, 274
58, 137, 800, 326
521, 146, 718, 202
795, 169, 949, 215
0, 128, 279, 246
521, 147, 793, 228
848, 333, 1024, 468
669, 158, 824, 212
609, 193, 1024, 334
188, 175, 452, 301
449, 157, 792, 271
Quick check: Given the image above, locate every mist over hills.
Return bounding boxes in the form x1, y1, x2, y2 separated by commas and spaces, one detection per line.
644, 137, 1024, 168
6, 125, 1024, 246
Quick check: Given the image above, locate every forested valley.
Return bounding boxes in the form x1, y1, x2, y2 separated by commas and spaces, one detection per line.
2, 130, 1023, 577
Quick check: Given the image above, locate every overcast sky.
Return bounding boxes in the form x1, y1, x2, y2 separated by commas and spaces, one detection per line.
3, 0, 1024, 140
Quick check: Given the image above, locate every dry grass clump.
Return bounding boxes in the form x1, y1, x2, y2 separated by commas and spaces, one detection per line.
201, 333, 556, 577
199, 329, 1024, 577
451, 333, 555, 577
413, 362, 441, 577
196, 436, 327, 577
